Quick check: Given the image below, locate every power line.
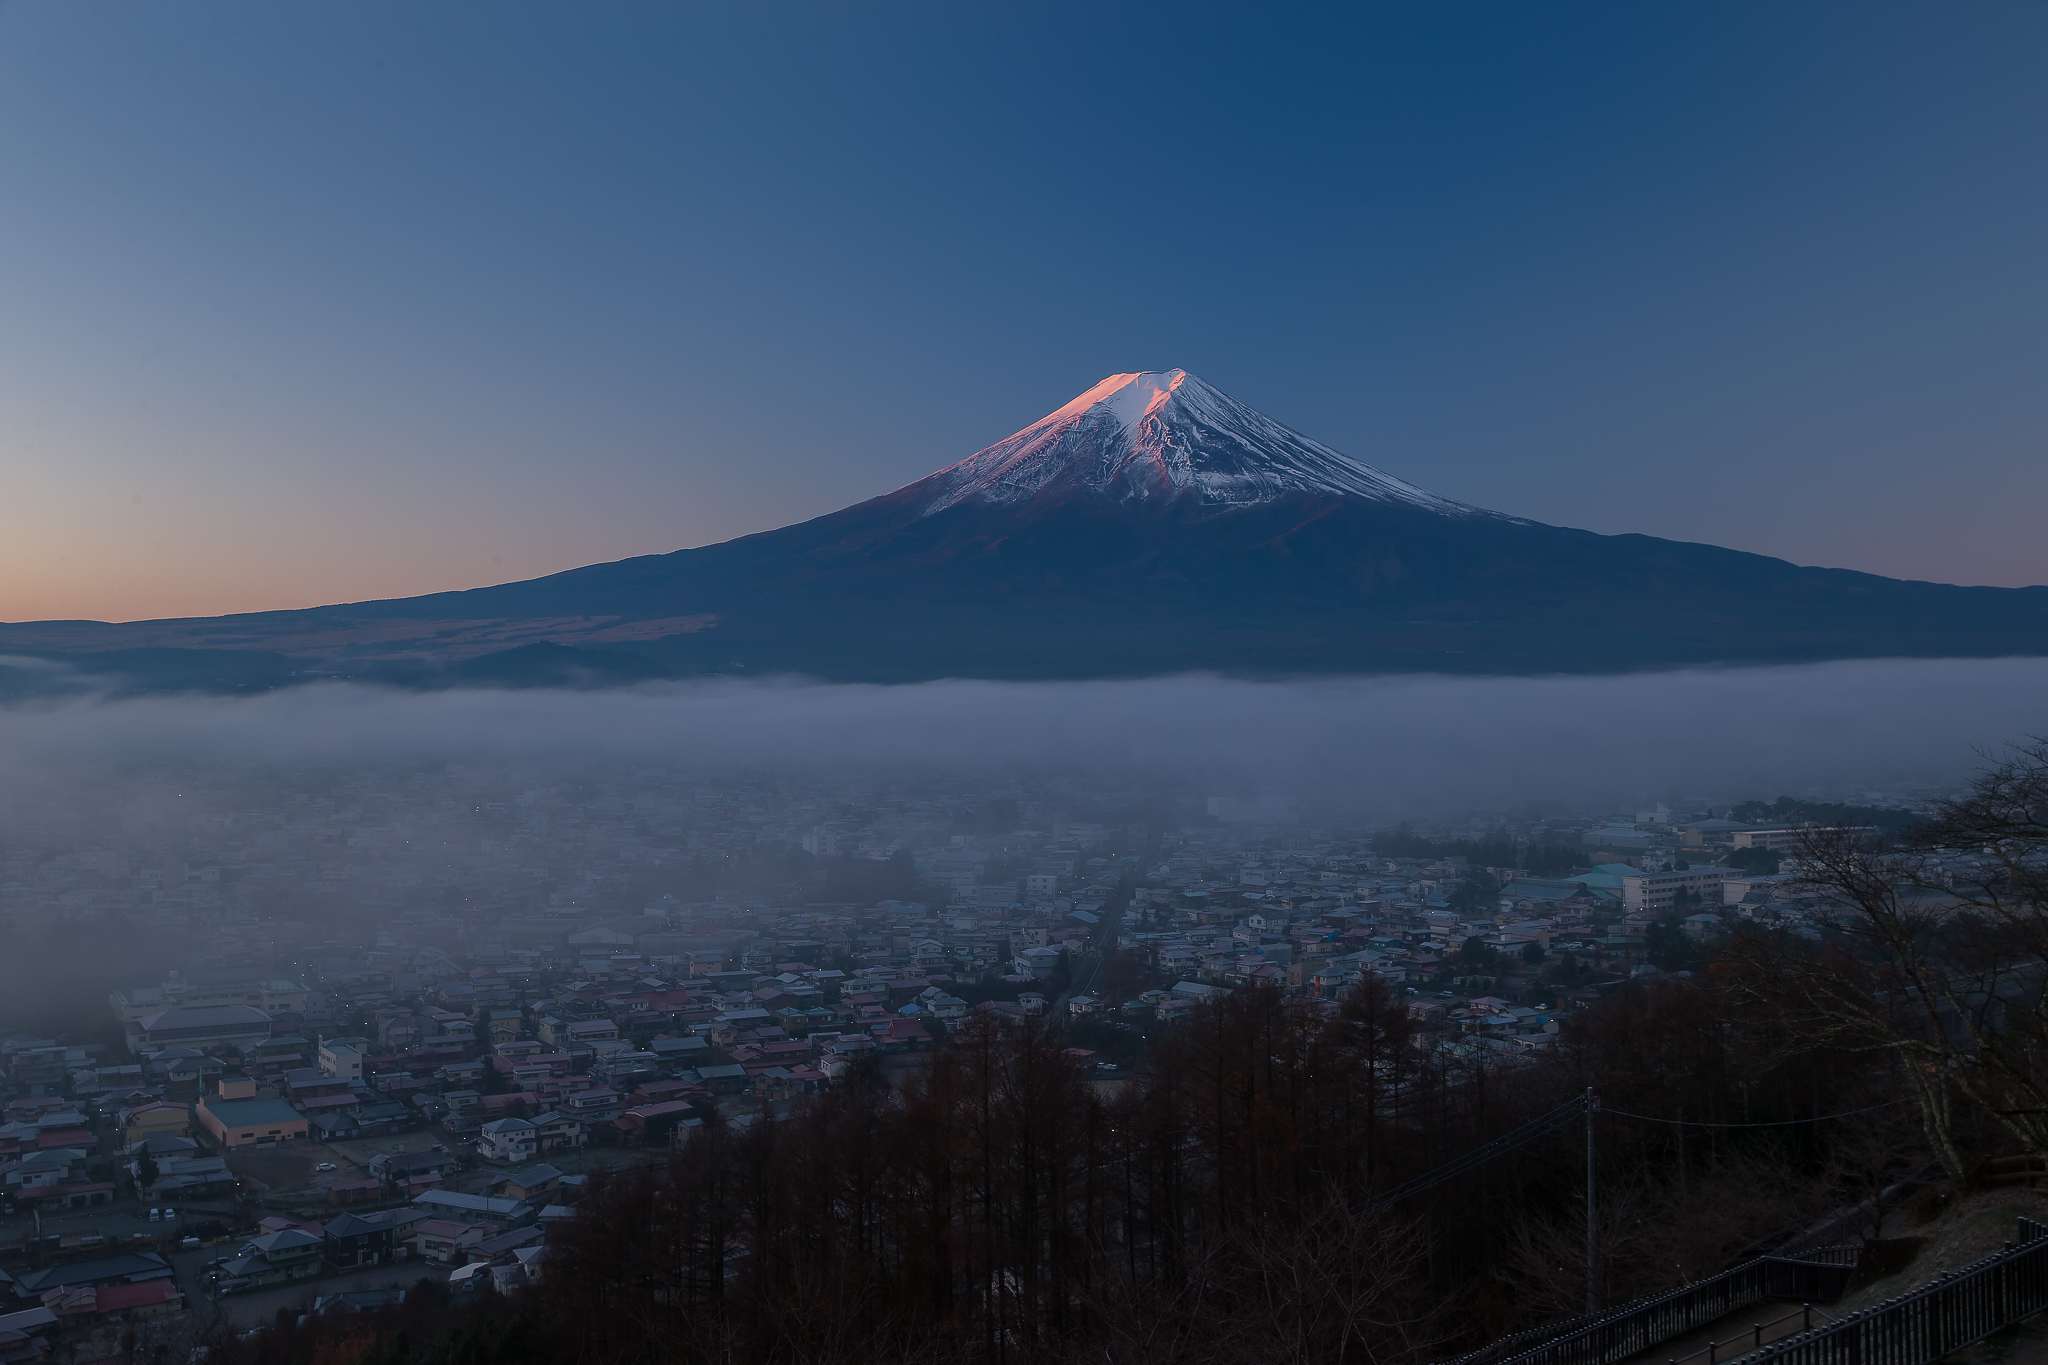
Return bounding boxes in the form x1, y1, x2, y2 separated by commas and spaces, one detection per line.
1359, 1091, 1914, 1225
1362, 1095, 1587, 1212
1362, 1092, 1913, 1214
1598, 1096, 1912, 1129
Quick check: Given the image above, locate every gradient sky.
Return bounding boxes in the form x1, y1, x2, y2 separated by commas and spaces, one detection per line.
2, 1, 2044, 623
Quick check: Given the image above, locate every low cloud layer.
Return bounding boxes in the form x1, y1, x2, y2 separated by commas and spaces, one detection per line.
2, 657, 2044, 812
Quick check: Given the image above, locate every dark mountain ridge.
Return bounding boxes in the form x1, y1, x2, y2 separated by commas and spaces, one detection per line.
4, 370, 2044, 691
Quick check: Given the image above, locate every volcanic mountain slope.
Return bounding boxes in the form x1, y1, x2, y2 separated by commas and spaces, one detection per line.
4, 369, 2046, 690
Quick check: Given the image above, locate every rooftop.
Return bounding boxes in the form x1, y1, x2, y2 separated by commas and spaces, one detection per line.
200, 1096, 304, 1127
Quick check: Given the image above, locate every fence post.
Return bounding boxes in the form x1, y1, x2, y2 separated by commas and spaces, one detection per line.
1586, 1088, 1599, 1317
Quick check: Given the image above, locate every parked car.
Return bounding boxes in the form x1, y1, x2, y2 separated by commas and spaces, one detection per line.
313, 1163, 337, 1173
214, 1277, 253, 1296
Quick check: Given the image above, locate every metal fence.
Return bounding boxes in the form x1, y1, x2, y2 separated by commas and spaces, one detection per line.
1739, 1217, 2048, 1365
1440, 1248, 1860, 1365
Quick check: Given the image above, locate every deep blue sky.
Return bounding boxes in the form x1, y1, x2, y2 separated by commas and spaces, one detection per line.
3, 1, 2044, 620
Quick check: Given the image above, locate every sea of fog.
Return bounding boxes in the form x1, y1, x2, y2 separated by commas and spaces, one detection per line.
1, 656, 2043, 810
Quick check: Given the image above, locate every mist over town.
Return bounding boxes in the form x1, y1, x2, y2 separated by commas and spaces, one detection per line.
1, 660, 2046, 1360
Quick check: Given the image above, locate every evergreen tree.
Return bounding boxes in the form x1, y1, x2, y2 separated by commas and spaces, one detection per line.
1644, 916, 1699, 972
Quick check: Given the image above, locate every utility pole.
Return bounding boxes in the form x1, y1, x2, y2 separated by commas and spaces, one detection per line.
1585, 1088, 1600, 1316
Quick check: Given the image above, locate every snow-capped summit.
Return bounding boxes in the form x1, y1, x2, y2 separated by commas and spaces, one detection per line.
910, 369, 1485, 517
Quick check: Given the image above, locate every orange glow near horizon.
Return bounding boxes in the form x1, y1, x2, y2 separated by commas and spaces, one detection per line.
0, 547, 504, 624
0, 458, 622, 623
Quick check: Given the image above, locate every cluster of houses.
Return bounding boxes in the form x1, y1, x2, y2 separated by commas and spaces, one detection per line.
0, 1250, 186, 1360
8, 850, 1156, 1243
197, 1161, 567, 1295
1100, 815, 1917, 1029
15, 808, 1927, 1218
0, 1161, 571, 1355
0, 1077, 114, 1219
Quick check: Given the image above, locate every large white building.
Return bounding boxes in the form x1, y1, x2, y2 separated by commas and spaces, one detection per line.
318, 1038, 368, 1080
1619, 866, 1733, 913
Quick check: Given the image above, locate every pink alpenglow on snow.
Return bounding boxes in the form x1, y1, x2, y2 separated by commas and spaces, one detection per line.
911, 369, 1493, 518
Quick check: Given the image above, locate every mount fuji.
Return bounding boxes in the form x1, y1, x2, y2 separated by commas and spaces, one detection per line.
5, 369, 2046, 691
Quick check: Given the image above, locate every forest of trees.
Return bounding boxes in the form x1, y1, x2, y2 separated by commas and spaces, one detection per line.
1726, 796, 1921, 832
182, 745, 2048, 1365
187, 980, 1930, 1365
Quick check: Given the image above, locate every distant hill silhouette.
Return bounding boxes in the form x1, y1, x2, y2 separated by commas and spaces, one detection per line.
3, 370, 2043, 693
